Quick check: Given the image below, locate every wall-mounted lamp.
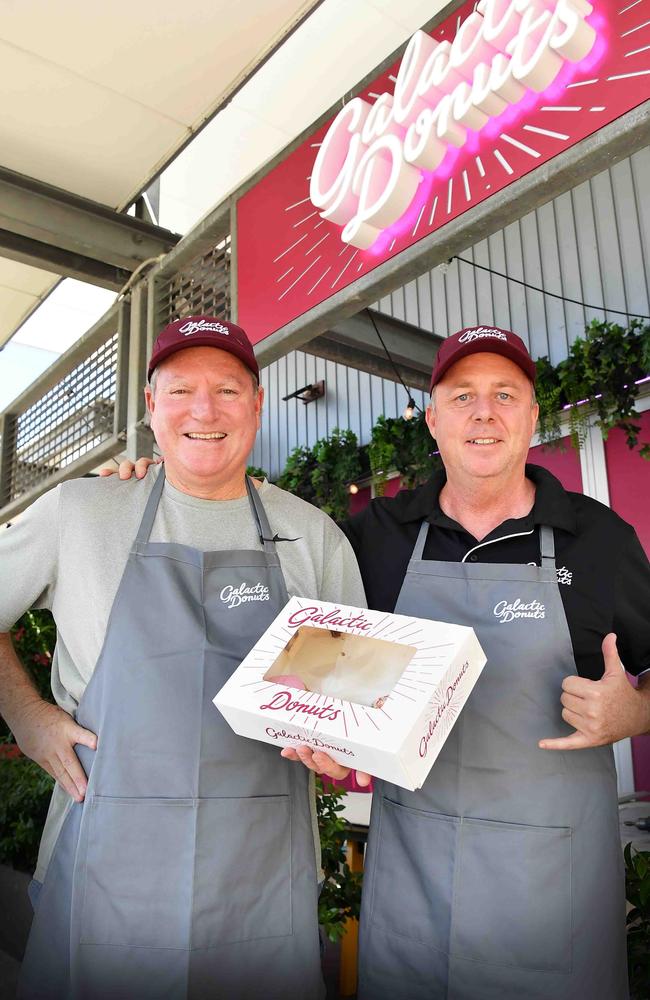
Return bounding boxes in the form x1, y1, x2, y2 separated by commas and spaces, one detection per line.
282, 380, 325, 405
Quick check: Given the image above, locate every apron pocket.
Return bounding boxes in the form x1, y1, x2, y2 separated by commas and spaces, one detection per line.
452, 815, 572, 973
368, 797, 458, 951
192, 794, 293, 947
80, 796, 195, 949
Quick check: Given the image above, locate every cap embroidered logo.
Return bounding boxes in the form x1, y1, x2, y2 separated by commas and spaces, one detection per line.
458, 328, 508, 344
179, 320, 231, 336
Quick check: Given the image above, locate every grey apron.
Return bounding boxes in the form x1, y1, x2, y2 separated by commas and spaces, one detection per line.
358, 522, 627, 1000
19, 469, 323, 1000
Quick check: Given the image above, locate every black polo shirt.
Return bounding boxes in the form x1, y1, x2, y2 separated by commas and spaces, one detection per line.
343, 464, 650, 681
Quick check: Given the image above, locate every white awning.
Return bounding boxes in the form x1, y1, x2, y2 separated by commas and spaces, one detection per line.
0, 0, 320, 347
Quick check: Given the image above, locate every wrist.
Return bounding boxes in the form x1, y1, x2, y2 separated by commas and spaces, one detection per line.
7, 692, 51, 738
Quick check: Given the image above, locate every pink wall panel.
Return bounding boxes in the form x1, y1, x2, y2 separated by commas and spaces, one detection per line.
603, 411, 650, 793
604, 411, 650, 557
382, 477, 403, 499
348, 485, 371, 517
527, 438, 583, 493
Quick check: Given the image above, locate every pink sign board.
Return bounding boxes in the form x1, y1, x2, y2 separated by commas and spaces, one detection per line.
237, 0, 650, 344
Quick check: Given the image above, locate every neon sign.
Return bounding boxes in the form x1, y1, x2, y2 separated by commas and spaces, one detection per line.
310, 0, 597, 249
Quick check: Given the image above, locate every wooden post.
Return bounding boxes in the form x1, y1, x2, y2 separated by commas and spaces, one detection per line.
339, 837, 365, 997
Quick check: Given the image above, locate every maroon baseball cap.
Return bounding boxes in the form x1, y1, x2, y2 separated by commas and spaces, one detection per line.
147, 315, 259, 382
430, 325, 537, 392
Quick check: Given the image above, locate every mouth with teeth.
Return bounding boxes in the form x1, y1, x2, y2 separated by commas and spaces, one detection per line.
467, 438, 500, 445
184, 432, 227, 441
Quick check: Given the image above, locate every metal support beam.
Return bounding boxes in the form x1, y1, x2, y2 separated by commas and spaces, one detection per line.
305, 309, 443, 392
125, 283, 154, 461
0, 165, 180, 288
0, 229, 131, 290
0, 412, 17, 509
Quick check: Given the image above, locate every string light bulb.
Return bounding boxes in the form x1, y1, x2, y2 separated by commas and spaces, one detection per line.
348, 483, 359, 495
403, 397, 416, 421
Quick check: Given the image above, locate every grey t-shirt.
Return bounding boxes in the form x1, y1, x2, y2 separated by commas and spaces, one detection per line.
0, 466, 366, 880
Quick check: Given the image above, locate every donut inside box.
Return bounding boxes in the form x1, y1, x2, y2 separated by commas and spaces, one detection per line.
214, 598, 487, 790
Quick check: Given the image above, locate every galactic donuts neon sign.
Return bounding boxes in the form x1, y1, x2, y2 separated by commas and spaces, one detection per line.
309, 0, 598, 249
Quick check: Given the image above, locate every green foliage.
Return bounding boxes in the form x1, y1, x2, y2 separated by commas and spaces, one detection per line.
276, 445, 319, 506
625, 842, 650, 998
316, 777, 363, 941
2, 610, 56, 742
0, 610, 57, 870
368, 412, 438, 494
246, 465, 268, 480
10, 610, 56, 707
536, 319, 650, 458
311, 428, 362, 523
0, 745, 54, 871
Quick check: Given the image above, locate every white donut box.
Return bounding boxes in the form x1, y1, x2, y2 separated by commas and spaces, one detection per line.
214, 597, 487, 791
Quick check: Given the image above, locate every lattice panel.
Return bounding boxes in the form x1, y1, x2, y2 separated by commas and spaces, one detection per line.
4, 334, 118, 502
155, 236, 231, 330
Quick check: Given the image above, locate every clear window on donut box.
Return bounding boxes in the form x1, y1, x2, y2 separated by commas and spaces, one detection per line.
263, 625, 417, 709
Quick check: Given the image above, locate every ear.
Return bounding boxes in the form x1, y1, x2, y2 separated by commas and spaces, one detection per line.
425, 402, 437, 441
255, 385, 265, 426
144, 385, 154, 417
531, 399, 539, 436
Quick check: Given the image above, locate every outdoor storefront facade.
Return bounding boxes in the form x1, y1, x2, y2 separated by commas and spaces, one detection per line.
1, 0, 649, 792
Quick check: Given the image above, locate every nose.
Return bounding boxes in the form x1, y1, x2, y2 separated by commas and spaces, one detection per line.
471, 394, 497, 421
189, 387, 222, 421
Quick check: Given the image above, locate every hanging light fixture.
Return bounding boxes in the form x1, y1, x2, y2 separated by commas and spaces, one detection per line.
403, 397, 416, 421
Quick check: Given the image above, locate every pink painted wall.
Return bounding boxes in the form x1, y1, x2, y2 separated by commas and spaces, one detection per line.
382, 476, 403, 499
605, 412, 650, 556
528, 437, 583, 493
604, 411, 650, 792
348, 485, 371, 517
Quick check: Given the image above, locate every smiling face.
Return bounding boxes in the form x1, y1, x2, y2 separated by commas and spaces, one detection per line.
145, 346, 263, 499
426, 352, 538, 488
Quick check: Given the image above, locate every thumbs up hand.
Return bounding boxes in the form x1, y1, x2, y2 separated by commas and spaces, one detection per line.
540, 634, 650, 751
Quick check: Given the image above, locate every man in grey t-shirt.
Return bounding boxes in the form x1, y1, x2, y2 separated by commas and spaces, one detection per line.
0, 316, 364, 1000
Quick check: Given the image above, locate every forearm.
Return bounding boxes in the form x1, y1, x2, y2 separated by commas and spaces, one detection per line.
0, 631, 44, 733
636, 673, 650, 734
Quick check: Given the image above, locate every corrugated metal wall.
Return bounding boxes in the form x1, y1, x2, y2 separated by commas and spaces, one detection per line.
252, 352, 428, 478
252, 147, 650, 479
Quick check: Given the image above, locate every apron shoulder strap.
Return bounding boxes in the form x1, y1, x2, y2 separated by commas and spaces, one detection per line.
134, 465, 166, 546
246, 476, 278, 554
135, 468, 280, 555
411, 519, 430, 562
539, 524, 556, 567
411, 520, 556, 568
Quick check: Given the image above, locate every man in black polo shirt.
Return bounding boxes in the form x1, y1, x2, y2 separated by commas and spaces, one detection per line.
289, 326, 650, 1000
345, 428, 650, 688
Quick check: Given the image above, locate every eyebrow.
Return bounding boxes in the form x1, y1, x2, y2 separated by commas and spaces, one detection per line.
162, 373, 247, 386
446, 380, 522, 391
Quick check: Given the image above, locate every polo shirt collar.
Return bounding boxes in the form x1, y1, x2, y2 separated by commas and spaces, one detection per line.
393, 463, 578, 535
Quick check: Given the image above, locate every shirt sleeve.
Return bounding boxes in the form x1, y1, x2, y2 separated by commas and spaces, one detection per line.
0, 485, 61, 631
613, 522, 650, 677
319, 524, 367, 609
340, 512, 364, 560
